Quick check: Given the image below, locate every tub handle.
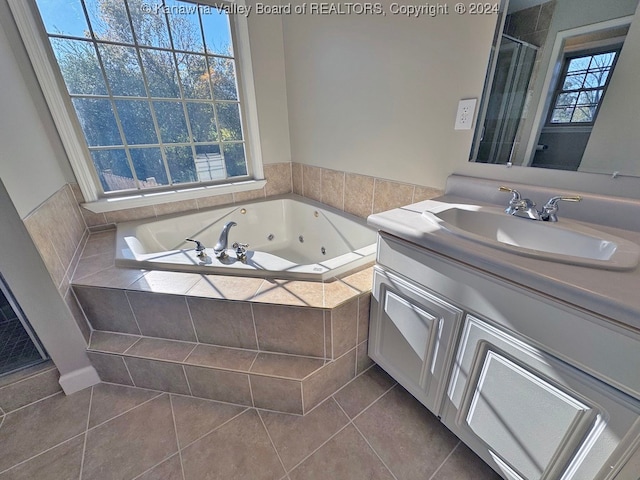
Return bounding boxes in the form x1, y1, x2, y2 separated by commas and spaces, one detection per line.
185, 238, 206, 253
232, 242, 249, 261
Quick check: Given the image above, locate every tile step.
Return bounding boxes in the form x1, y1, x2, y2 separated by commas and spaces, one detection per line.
87, 331, 363, 415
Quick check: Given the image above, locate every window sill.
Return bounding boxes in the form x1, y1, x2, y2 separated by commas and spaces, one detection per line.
81, 179, 266, 213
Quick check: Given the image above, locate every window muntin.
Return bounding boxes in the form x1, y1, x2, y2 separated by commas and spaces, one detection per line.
548, 48, 619, 125
34, 0, 248, 194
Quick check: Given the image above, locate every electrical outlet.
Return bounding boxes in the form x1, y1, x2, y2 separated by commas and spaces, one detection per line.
454, 98, 477, 130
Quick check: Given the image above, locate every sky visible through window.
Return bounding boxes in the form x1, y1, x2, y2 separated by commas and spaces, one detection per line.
34, 0, 247, 194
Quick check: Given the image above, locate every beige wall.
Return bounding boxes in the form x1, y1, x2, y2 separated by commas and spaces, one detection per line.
581, 1, 640, 175
281, 0, 497, 189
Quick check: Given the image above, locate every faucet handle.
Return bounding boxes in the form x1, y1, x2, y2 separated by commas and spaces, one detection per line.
499, 186, 526, 215
541, 195, 582, 222
185, 238, 205, 252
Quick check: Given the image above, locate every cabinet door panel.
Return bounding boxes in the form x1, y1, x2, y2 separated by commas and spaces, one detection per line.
370, 267, 462, 413
467, 350, 594, 480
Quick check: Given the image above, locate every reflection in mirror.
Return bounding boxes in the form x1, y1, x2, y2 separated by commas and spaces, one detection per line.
470, 0, 640, 176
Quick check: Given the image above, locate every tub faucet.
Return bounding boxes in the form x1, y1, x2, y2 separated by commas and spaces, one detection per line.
214, 221, 237, 259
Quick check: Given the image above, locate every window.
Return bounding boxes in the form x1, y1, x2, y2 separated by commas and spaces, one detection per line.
10, 0, 262, 207
548, 47, 620, 125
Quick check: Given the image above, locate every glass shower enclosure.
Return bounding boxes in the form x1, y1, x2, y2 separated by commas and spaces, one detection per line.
0, 275, 48, 376
472, 35, 538, 164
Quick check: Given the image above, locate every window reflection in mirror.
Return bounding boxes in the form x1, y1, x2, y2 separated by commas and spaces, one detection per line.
470, 0, 640, 176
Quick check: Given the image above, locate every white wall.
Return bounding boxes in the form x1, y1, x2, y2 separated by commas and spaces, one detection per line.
581, 1, 640, 175
0, 0, 75, 218
281, 0, 497, 189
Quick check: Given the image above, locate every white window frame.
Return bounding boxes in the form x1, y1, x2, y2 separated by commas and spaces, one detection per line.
8, 0, 264, 213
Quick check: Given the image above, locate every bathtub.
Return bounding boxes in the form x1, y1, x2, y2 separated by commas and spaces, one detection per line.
115, 195, 377, 281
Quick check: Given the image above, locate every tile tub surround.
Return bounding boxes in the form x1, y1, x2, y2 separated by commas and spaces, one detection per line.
0, 370, 501, 479
73, 230, 376, 414
291, 162, 444, 219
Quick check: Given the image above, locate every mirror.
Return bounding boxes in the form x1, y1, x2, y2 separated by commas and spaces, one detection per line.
471, 0, 640, 176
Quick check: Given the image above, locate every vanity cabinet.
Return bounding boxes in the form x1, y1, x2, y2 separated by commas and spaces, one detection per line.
370, 232, 640, 480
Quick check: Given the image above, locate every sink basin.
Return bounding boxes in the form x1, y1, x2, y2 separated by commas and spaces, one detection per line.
421, 203, 640, 270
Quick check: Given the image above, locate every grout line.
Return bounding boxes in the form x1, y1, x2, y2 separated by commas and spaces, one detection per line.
131, 453, 181, 480
184, 296, 200, 343
78, 384, 94, 479
427, 441, 461, 480
250, 303, 261, 351
286, 421, 352, 474
247, 373, 255, 408
121, 337, 142, 356
177, 407, 249, 451
0, 432, 87, 477
168, 395, 187, 480
3, 390, 64, 415
349, 381, 397, 424
182, 365, 194, 396
257, 410, 288, 475
182, 343, 199, 363
122, 357, 136, 387
86, 390, 165, 432
123, 291, 144, 336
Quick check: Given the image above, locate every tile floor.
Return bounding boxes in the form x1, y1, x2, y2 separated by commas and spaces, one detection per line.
0, 365, 500, 480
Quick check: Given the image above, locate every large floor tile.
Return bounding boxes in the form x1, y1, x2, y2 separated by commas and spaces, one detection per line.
0, 435, 84, 480
89, 383, 161, 428
431, 443, 502, 480
288, 425, 394, 480
82, 394, 178, 480
181, 409, 285, 480
135, 454, 184, 480
354, 385, 460, 480
0, 390, 91, 472
259, 398, 349, 472
170, 395, 246, 448
333, 365, 395, 418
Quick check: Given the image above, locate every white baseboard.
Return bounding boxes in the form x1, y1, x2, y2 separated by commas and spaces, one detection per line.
58, 365, 101, 394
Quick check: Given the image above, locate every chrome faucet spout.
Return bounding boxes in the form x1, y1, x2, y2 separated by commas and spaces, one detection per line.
214, 221, 237, 258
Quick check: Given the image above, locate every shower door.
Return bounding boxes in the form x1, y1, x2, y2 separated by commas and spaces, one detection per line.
0, 275, 48, 376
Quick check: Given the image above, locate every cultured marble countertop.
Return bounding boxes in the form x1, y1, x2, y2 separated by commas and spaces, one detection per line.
368, 194, 640, 332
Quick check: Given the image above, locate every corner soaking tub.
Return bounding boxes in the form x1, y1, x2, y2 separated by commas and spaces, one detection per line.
115, 195, 377, 281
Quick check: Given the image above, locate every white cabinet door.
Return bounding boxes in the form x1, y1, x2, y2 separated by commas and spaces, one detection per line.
369, 267, 463, 414
443, 315, 640, 480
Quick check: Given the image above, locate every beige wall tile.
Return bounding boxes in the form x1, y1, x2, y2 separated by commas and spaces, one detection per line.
373, 179, 415, 214
302, 165, 322, 201
250, 352, 324, 380
184, 366, 252, 405
292, 162, 303, 195
126, 291, 196, 342
233, 187, 266, 203
356, 341, 374, 375
72, 266, 146, 289
187, 275, 263, 301
87, 352, 134, 386
125, 357, 191, 395
73, 252, 114, 281
88, 331, 139, 354
253, 304, 325, 357
250, 375, 303, 414
302, 348, 356, 412
187, 297, 257, 349
81, 230, 116, 259
196, 193, 234, 210
74, 286, 140, 334
252, 279, 324, 308
358, 293, 371, 344
331, 298, 359, 358
128, 271, 201, 295
126, 338, 196, 363
64, 289, 91, 343
153, 199, 198, 217
104, 205, 156, 224
23, 211, 67, 287
321, 168, 345, 210
338, 265, 374, 294
185, 344, 257, 371
264, 162, 292, 197
344, 173, 374, 219
413, 185, 444, 203
324, 279, 359, 310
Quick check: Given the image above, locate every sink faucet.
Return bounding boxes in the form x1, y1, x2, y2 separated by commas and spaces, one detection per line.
499, 186, 581, 222
214, 221, 237, 259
